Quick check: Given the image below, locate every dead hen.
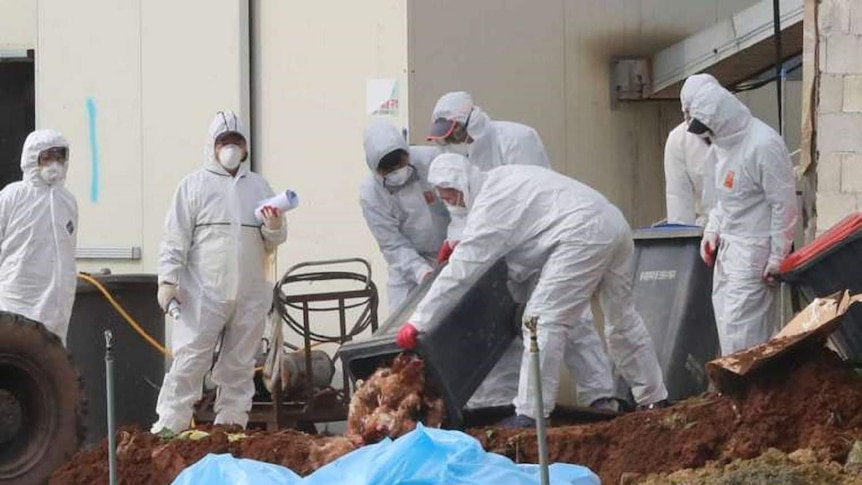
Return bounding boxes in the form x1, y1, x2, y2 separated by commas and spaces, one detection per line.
345, 353, 446, 445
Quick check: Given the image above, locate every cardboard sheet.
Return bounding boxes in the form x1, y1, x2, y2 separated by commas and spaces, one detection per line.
707, 291, 862, 391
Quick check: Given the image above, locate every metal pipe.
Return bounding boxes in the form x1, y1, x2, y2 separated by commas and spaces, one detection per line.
772, 0, 784, 136
780, 66, 787, 141
525, 316, 550, 485
105, 330, 118, 485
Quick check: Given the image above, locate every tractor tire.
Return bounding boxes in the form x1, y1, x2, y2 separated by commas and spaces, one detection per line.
0, 312, 84, 485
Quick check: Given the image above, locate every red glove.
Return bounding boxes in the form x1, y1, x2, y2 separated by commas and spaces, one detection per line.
436, 240, 458, 264
396, 323, 419, 349
699, 232, 719, 268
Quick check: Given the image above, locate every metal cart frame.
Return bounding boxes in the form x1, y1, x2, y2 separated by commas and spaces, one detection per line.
196, 258, 379, 431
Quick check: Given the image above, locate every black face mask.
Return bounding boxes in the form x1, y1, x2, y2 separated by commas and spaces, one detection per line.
687, 118, 709, 135
687, 118, 712, 145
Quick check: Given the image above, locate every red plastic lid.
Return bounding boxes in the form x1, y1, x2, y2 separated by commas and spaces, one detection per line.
780, 213, 862, 274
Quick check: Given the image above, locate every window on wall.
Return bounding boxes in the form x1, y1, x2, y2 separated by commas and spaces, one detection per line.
0, 50, 35, 189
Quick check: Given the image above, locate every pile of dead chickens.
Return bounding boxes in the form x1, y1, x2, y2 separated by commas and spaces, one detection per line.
346, 353, 446, 445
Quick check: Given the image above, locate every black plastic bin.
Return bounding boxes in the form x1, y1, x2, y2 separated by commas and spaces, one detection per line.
780, 213, 862, 361
67, 274, 165, 445
617, 224, 719, 401
338, 258, 519, 427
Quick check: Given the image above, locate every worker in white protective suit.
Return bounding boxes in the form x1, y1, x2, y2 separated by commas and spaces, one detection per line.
428, 155, 618, 414
360, 120, 449, 313
428, 95, 562, 412
425, 92, 554, 411
426, 91, 551, 242
360, 121, 520, 410
428, 94, 617, 413
685, 80, 798, 356
664, 73, 721, 226
0, 130, 77, 344
151, 111, 287, 434
397, 154, 668, 427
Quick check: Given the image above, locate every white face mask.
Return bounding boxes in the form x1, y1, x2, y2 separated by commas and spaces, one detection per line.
384, 165, 413, 187
218, 144, 244, 171
39, 162, 66, 185
445, 203, 468, 218
445, 143, 470, 157
443, 186, 469, 214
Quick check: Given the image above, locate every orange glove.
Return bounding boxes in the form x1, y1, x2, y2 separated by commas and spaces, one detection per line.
396, 323, 419, 349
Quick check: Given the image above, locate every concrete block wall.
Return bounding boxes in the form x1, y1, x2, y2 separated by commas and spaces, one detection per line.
815, 0, 862, 233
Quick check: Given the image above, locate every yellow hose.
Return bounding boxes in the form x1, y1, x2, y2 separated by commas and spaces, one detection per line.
78, 273, 170, 356
76, 273, 265, 372
78, 273, 339, 431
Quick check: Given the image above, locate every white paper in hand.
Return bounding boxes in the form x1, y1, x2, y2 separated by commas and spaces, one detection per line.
255, 190, 299, 223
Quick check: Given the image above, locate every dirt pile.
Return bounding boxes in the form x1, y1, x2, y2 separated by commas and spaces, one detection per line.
627, 448, 862, 485
49, 426, 353, 485
53, 346, 862, 484
472, 346, 862, 484
51, 353, 441, 484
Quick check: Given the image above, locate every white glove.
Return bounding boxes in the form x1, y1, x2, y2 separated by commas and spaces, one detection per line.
699, 231, 719, 267
261, 205, 283, 230
415, 263, 435, 285
762, 258, 781, 285
157, 283, 178, 312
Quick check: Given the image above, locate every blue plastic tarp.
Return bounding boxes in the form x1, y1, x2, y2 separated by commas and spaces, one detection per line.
172, 424, 599, 485
171, 454, 301, 485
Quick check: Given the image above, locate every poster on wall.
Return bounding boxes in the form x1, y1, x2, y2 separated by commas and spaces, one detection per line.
366, 79, 399, 116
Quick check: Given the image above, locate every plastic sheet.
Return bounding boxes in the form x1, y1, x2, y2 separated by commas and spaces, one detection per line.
171, 454, 301, 485
172, 425, 599, 485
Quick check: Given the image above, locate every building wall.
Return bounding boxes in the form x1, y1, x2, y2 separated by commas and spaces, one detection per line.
251, 0, 409, 317
408, 0, 780, 225
18, 0, 800, 309
406, 0, 801, 404
36, 0, 250, 276
13, 0, 807, 407
0, 0, 36, 50
814, 0, 862, 233
26, 0, 407, 356
407, 0, 776, 228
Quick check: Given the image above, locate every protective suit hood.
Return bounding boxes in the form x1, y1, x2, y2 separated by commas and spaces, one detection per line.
363, 120, 409, 173
431, 91, 474, 125
428, 153, 486, 209
679, 74, 719, 115
205, 111, 250, 177
688, 83, 752, 146
430, 91, 493, 142
21, 130, 70, 187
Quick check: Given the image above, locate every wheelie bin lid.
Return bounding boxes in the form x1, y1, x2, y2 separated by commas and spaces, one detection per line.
634, 223, 704, 240
780, 213, 862, 276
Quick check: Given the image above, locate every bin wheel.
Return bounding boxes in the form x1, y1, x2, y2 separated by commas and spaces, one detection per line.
0, 312, 85, 484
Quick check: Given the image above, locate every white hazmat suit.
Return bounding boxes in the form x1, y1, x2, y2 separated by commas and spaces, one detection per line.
427, 155, 615, 410
427, 92, 562, 410
152, 112, 287, 433
412, 156, 668, 419
360, 120, 449, 312
664, 122, 715, 226
0, 130, 78, 344
428, 91, 551, 241
686, 80, 798, 356
664, 74, 722, 226
429, 94, 616, 410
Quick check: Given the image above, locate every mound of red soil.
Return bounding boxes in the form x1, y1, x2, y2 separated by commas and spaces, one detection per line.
49, 426, 352, 485
472, 346, 862, 484
53, 346, 862, 485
